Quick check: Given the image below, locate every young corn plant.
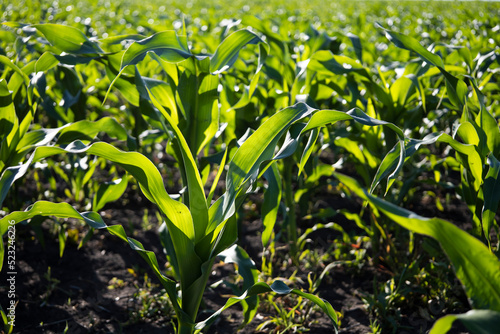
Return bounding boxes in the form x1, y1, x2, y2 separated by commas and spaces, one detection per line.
0, 75, 133, 210
369, 26, 500, 248
2, 24, 365, 334
0, 104, 342, 333
326, 27, 500, 334
335, 172, 500, 334
1, 83, 409, 334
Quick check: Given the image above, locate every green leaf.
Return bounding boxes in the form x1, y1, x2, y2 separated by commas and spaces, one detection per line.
227, 103, 315, 196
298, 128, 319, 177
105, 31, 191, 103
336, 172, 500, 311
0, 202, 182, 316
218, 245, 260, 326
0, 79, 18, 171
430, 310, 500, 334
301, 107, 404, 139
229, 43, 268, 110
93, 177, 129, 212
57, 222, 67, 257
98, 34, 146, 47
308, 51, 370, 80
195, 280, 338, 332
377, 24, 468, 108
370, 140, 406, 195
210, 29, 265, 74
457, 122, 480, 146
0, 56, 30, 87
347, 33, 363, 62
301, 109, 352, 133
56, 117, 131, 144
120, 31, 191, 69
390, 76, 414, 109
32, 24, 103, 54
0, 141, 201, 296
0, 116, 137, 207
104, 56, 140, 106
176, 57, 220, 155
0, 232, 4, 272
206, 142, 232, 205
439, 133, 483, 190
370, 132, 483, 193
472, 81, 500, 159
378, 25, 444, 68
261, 162, 281, 247
345, 108, 404, 139
35, 52, 59, 73
482, 155, 500, 241
141, 77, 209, 243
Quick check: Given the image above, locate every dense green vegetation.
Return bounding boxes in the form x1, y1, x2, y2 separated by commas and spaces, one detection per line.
1, 0, 499, 333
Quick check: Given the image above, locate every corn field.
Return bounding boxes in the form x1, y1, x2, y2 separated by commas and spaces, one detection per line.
1, 0, 500, 333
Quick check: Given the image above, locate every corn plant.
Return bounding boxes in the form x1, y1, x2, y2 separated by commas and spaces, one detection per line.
335, 172, 500, 334
367, 26, 500, 248
1, 23, 374, 334
2, 4, 499, 333
0, 113, 336, 333
1, 46, 412, 331
0, 79, 133, 210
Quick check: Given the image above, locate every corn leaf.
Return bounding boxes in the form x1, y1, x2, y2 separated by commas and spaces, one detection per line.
482, 155, 500, 240
218, 245, 260, 326
378, 24, 468, 108
0, 117, 133, 207
195, 280, 338, 332
308, 51, 370, 79
298, 128, 320, 177
32, 24, 104, 54
261, 162, 281, 247
175, 57, 220, 155
0, 79, 18, 171
210, 29, 264, 74
142, 76, 209, 243
0, 202, 185, 319
370, 132, 483, 193
0, 56, 30, 87
336, 172, 500, 311
56, 117, 131, 144
0, 141, 202, 298
430, 310, 500, 334
472, 81, 500, 160
35, 52, 59, 73
93, 177, 129, 212
227, 102, 315, 198
229, 43, 268, 110
105, 31, 191, 102
120, 31, 191, 68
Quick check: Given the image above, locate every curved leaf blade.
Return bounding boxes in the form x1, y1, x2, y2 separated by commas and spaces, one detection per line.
482, 155, 500, 240
227, 102, 315, 195
262, 162, 282, 247
195, 280, 338, 332
0, 202, 183, 316
336, 173, 500, 311
120, 31, 191, 69
32, 24, 103, 54
430, 310, 500, 334
210, 29, 265, 74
